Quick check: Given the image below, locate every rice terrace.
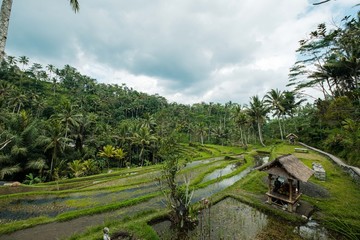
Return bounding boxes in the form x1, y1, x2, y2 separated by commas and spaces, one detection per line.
1, 0, 360, 239
1, 143, 360, 239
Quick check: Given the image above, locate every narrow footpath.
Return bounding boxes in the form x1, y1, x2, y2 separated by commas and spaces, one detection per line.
299, 142, 360, 182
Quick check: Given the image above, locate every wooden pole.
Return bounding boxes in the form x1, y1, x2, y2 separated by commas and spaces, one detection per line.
289, 179, 293, 202
297, 180, 300, 195
288, 178, 293, 212
268, 174, 272, 203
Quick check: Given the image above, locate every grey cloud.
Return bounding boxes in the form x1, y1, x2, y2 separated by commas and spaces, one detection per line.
6, 0, 357, 104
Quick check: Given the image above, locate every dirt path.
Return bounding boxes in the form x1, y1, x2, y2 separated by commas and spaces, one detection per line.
299, 142, 360, 183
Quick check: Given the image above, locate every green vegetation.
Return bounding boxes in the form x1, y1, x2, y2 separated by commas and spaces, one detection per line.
0, 6, 359, 240
1, 143, 359, 239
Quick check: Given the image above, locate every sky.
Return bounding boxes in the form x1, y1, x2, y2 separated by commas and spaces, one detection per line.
6, 0, 360, 105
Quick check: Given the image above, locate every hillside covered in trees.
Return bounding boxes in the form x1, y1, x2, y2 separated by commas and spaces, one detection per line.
0, 11, 359, 184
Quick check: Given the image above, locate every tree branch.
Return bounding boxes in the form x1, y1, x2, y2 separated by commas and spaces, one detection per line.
0, 137, 13, 151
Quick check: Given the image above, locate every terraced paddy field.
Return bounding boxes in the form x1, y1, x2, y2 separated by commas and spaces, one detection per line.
0, 143, 359, 240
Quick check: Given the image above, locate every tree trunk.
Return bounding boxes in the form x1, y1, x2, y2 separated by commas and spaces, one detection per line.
0, 0, 13, 60
278, 116, 284, 140
239, 126, 244, 145
257, 121, 265, 147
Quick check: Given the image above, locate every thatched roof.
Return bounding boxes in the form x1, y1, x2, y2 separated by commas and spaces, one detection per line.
256, 154, 314, 182
286, 133, 298, 139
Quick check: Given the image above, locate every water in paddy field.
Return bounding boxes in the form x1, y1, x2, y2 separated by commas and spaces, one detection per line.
294, 219, 330, 240
192, 166, 252, 202
184, 156, 224, 169
201, 164, 238, 183
153, 198, 335, 240
153, 197, 268, 240
254, 154, 269, 167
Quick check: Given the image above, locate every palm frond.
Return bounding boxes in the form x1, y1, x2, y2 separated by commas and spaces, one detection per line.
0, 164, 21, 179
26, 158, 48, 170
70, 0, 80, 13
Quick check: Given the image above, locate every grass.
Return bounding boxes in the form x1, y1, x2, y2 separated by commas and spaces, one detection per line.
0, 144, 242, 235
300, 154, 360, 237
67, 210, 164, 240
0, 192, 160, 235
2, 143, 360, 239
239, 142, 360, 238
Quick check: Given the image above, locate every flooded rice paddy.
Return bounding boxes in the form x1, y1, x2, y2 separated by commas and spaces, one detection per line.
153, 197, 334, 240
0, 154, 336, 240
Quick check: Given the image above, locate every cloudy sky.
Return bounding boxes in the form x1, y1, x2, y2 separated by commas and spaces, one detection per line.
6, 0, 359, 104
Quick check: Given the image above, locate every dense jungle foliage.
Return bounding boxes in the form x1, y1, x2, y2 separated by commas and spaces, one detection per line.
0, 11, 359, 183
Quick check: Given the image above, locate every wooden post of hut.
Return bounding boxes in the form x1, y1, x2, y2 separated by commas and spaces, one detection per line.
267, 174, 272, 204
255, 154, 314, 213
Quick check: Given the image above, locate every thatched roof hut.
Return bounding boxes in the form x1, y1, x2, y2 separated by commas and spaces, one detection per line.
256, 154, 314, 212
256, 154, 314, 182
285, 133, 298, 139
286, 133, 298, 144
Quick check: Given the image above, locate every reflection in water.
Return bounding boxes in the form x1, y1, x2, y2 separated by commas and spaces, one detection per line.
254, 154, 269, 167
192, 167, 252, 202
153, 197, 268, 240
0, 182, 158, 222
184, 156, 224, 169
294, 219, 330, 240
201, 164, 237, 183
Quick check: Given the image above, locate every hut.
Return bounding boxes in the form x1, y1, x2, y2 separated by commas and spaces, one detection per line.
256, 154, 314, 212
286, 133, 298, 145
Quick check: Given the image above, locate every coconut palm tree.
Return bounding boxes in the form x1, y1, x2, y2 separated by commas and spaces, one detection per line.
18, 55, 29, 87
37, 120, 68, 178
247, 96, 269, 147
231, 104, 248, 146
264, 89, 285, 140
18, 55, 29, 70
133, 126, 157, 166
55, 101, 82, 139
0, 0, 80, 60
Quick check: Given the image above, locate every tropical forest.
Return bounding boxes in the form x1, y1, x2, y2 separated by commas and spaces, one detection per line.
0, 1, 359, 240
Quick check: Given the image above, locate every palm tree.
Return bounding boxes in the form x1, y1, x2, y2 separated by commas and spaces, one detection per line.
0, 0, 80, 60
247, 96, 269, 147
133, 126, 157, 166
18, 55, 29, 70
9, 92, 26, 113
82, 159, 99, 175
231, 104, 248, 146
68, 160, 84, 178
113, 148, 126, 168
195, 122, 207, 145
264, 89, 285, 140
26, 158, 47, 179
55, 101, 82, 139
18, 55, 29, 87
37, 120, 68, 178
98, 145, 115, 170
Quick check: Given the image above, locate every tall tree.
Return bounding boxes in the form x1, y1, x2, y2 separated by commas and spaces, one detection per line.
0, 0, 80, 60
247, 96, 269, 147
37, 120, 68, 178
0, 0, 12, 60
288, 12, 360, 102
264, 89, 285, 140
